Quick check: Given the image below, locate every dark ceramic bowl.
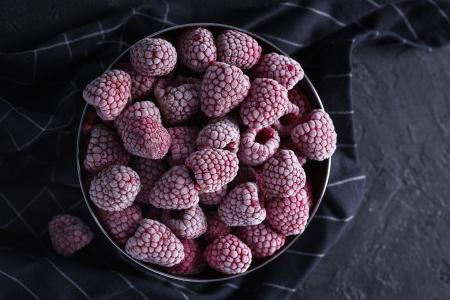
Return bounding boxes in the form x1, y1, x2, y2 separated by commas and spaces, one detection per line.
76, 23, 330, 282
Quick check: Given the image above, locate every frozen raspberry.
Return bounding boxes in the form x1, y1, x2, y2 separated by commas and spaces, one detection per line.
161, 205, 207, 239
196, 118, 240, 153
303, 178, 314, 209
167, 127, 198, 165
228, 165, 257, 190
273, 101, 301, 137
81, 109, 99, 134
97, 204, 142, 245
204, 234, 252, 275
83, 124, 130, 173
203, 211, 232, 243
262, 150, 305, 198
115, 101, 162, 135
89, 165, 141, 211
291, 109, 337, 161
217, 30, 261, 70
252, 52, 304, 90
200, 62, 250, 118
131, 157, 168, 203
185, 149, 239, 193
288, 87, 310, 117
148, 165, 199, 209
238, 127, 280, 166
154, 78, 201, 125
266, 189, 310, 236
83, 69, 131, 120
240, 78, 289, 129
121, 116, 171, 159
48, 214, 93, 256
167, 239, 206, 274
130, 71, 157, 100
130, 38, 177, 76
125, 219, 184, 267
237, 222, 286, 258
218, 182, 266, 226
280, 140, 308, 166
199, 184, 227, 206
178, 27, 217, 72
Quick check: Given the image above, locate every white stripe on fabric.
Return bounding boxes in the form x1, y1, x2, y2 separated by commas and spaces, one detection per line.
322, 73, 353, 80
262, 282, 297, 292
327, 175, 366, 187
286, 249, 325, 258
391, 4, 419, 39
111, 271, 149, 300
257, 32, 305, 48
328, 110, 354, 115
63, 34, 73, 61
0, 269, 40, 300
428, 0, 450, 25
366, 0, 381, 8
281, 2, 346, 27
315, 214, 355, 222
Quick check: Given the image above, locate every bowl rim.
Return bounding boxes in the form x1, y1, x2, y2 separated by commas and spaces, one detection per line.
76, 22, 331, 283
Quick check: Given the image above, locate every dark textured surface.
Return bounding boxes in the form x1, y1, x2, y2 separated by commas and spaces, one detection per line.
296, 44, 450, 299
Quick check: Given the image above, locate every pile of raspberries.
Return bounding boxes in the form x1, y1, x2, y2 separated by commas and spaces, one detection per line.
49, 27, 337, 276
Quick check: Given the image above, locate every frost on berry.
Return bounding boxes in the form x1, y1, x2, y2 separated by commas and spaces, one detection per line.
125, 219, 184, 267
237, 222, 286, 258
83, 69, 131, 120
161, 205, 207, 239
240, 78, 289, 129
252, 52, 304, 90
185, 148, 239, 193
204, 234, 252, 275
273, 101, 301, 137
130, 70, 157, 100
115, 101, 162, 135
237, 127, 280, 166
200, 62, 250, 118
167, 239, 206, 274
131, 157, 168, 203
178, 27, 217, 72
48, 214, 93, 256
199, 184, 227, 206
291, 109, 337, 161
167, 127, 198, 165
97, 204, 142, 245
203, 211, 232, 243
216, 29, 262, 70
288, 87, 311, 118
196, 118, 240, 153
89, 165, 141, 211
279, 140, 307, 166
83, 124, 130, 173
303, 178, 314, 209
218, 182, 266, 226
147, 165, 199, 209
130, 37, 177, 76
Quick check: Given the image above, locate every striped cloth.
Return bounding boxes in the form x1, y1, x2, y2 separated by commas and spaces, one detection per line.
0, 1, 449, 299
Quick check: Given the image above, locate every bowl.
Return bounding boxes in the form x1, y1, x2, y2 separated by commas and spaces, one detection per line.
76, 23, 330, 282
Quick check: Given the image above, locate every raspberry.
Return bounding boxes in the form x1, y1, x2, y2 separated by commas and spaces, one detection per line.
83, 124, 130, 173
262, 150, 305, 198
199, 184, 227, 206
203, 211, 232, 243
147, 165, 199, 209
200, 62, 250, 118
83, 69, 131, 120
216, 30, 261, 70
288, 87, 311, 117
273, 101, 301, 137
196, 118, 240, 153
178, 27, 217, 72
115, 101, 162, 135
167, 127, 198, 165
97, 204, 142, 246
204, 234, 252, 275
154, 78, 201, 125
161, 205, 207, 239
167, 239, 206, 274
266, 189, 310, 236
130, 38, 177, 76
131, 157, 168, 203
121, 116, 171, 159
280, 140, 308, 166
303, 178, 314, 209
252, 52, 304, 90
130, 71, 157, 100
237, 127, 280, 166
240, 78, 289, 129
89, 165, 141, 211
218, 182, 266, 226
125, 219, 184, 267
236, 222, 286, 258
291, 109, 337, 161
48, 214, 93, 256
185, 149, 239, 193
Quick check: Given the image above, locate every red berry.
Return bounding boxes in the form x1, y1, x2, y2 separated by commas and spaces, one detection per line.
48, 214, 93, 256
161, 205, 207, 239
303, 178, 314, 209
115, 101, 162, 136
280, 140, 307, 166
204, 234, 252, 275
237, 127, 280, 166
130, 38, 177, 76
273, 101, 301, 137
199, 184, 227, 206
131, 157, 168, 203
125, 219, 184, 267
178, 27, 217, 72
288, 87, 310, 117
130, 70, 157, 100
167, 239, 206, 274
216, 30, 261, 70
196, 118, 240, 153
203, 211, 232, 243
236, 222, 286, 258
167, 127, 199, 165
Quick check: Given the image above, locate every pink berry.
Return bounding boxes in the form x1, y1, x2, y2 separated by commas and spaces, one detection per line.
125, 219, 184, 267
288, 87, 311, 117
237, 127, 280, 166
303, 178, 314, 209
218, 182, 266, 226
196, 118, 240, 153
199, 184, 227, 206
203, 211, 232, 243
240, 78, 289, 129
148, 165, 199, 209
185, 149, 239, 193
204, 234, 252, 275
161, 205, 207, 239
130, 70, 157, 100
216, 29, 261, 70
48, 214, 93, 256
291, 109, 337, 161
280, 140, 307, 166
131, 157, 168, 203
273, 101, 301, 137
167, 239, 206, 274
115, 101, 162, 135
200, 62, 250, 118
178, 27, 217, 72
252, 52, 304, 90
237, 222, 286, 258
167, 127, 198, 165
130, 38, 177, 76
97, 204, 142, 245
89, 165, 141, 211
83, 69, 131, 120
